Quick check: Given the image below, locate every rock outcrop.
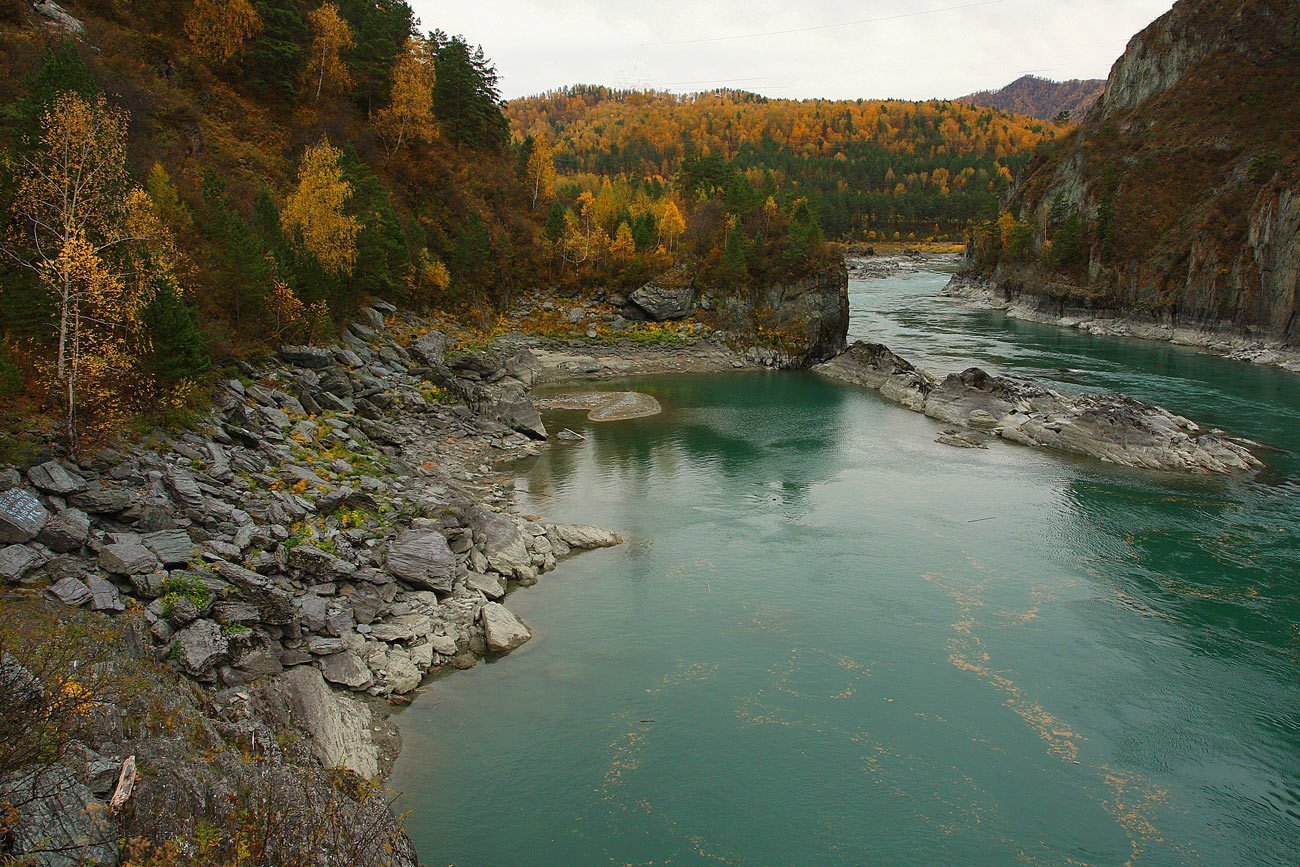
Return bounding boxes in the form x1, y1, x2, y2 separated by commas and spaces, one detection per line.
0, 302, 624, 864
817, 341, 1262, 474
704, 262, 851, 368
977, 0, 1300, 356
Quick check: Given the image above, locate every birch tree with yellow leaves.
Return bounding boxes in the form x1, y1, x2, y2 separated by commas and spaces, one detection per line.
306, 3, 354, 102
5, 94, 160, 456
375, 36, 437, 160
280, 140, 360, 276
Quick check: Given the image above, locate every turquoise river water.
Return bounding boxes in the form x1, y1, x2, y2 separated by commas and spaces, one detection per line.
392, 270, 1300, 866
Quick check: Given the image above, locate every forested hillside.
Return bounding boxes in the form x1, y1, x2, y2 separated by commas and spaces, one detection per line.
0, 1, 841, 455
506, 86, 1065, 243
958, 75, 1105, 121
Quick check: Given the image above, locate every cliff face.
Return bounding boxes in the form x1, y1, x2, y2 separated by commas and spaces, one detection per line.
704, 263, 850, 369
988, 0, 1300, 347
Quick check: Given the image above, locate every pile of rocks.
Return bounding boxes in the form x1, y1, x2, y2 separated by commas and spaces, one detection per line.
2, 302, 622, 760
817, 341, 1263, 474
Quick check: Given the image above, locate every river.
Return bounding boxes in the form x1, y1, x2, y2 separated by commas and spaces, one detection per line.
391, 270, 1300, 865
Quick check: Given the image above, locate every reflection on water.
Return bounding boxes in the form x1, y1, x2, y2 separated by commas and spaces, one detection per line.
393, 272, 1300, 866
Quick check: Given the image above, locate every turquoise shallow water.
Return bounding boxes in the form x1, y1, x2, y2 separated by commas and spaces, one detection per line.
392, 272, 1300, 866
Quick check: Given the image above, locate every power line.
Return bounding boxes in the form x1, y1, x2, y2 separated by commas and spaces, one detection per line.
645, 0, 1007, 47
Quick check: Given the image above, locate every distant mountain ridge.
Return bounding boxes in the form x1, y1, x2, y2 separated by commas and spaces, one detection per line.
958, 75, 1105, 121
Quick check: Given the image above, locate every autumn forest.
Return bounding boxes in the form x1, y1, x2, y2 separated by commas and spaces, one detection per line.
0, 0, 1062, 452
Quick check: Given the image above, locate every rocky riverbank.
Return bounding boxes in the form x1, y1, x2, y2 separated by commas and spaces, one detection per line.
946, 274, 1300, 375
816, 341, 1262, 474
0, 303, 623, 864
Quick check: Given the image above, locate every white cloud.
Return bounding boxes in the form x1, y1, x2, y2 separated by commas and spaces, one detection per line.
409, 0, 1177, 100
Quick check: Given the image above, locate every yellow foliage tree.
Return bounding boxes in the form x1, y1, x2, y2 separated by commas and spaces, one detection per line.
610, 222, 636, 263
305, 3, 354, 101
525, 136, 557, 212
280, 140, 360, 276
6, 94, 157, 456
997, 211, 1019, 248
184, 0, 264, 62
659, 200, 686, 253
376, 36, 436, 159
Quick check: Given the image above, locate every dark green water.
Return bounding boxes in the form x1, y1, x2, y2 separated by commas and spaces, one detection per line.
392, 272, 1300, 866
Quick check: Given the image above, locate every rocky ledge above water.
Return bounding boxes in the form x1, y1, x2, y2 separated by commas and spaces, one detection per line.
816, 341, 1262, 474
0, 302, 625, 863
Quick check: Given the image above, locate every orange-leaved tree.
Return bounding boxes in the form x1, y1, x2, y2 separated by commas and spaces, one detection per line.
184, 0, 264, 62
280, 139, 361, 277
305, 2, 355, 102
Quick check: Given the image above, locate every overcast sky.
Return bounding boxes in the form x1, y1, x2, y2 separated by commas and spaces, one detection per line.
408, 0, 1176, 101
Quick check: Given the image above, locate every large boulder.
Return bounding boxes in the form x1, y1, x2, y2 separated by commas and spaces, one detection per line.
468, 507, 533, 580
629, 266, 696, 321
27, 461, 87, 495
142, 529, 195, 567
210, 561, 297, 625
385, 530, 456, 592
0, 544, 47, 582
38, 509, 91, 553
172, 619, 230, 678
481, 603, 531, 652
544, 524, 623, 551
99, 542, 160, 576
270, 666, 381, 778
279, 345, 335, 369
320, 649, 373, 690
410, 331, 448, 367
0, 488, 49, 544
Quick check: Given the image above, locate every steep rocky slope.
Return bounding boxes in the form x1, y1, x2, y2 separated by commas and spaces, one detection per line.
958, 75, 1105, 121
973, 0, 1299, 354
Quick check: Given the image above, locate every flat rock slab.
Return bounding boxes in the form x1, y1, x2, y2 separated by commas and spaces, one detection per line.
0, 489, 49, 544
538, 391, 662, 422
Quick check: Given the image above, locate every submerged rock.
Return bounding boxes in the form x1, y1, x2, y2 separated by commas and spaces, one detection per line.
817, 340, 1262, 474
537, 391, 663, 422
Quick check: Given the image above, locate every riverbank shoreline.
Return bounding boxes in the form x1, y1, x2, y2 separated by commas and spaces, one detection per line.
943, 274, 1300, 374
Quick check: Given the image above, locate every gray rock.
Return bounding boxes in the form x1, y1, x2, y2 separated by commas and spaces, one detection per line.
0, 544, 46, 582
481, 602, 531, 652
386, 530, 456, 592
469, 507, 535, 580
99, 542, 160, 576
411, 331, 448, 367
368, 614, 433, 643
544, 523, 623, 551
28, 461, 87, 495
320, 649, 373, 690
210, 561, 297, 625
143, 529, 195, 567
86, 574, 124, 612
173, 619, 230, 677
308, 636, 346, 656
271, 666, 380, 778
817, 341, 1263, 474
0, 488, 50, 543
166, 466, 205, 510
465, 571, 506, 600
69, 484, 132, 515
287, 544, 357, 580
47, 576, 91, 606
0, 765, 116, 867
233, 643, 284, 677
298, 594, 332, 633
629, 266, 696, 321
38, 508, 90, 553
279, 345, 336, 369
